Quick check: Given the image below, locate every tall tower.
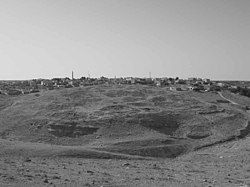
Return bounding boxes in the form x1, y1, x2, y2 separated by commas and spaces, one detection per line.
72, 71, 74, 80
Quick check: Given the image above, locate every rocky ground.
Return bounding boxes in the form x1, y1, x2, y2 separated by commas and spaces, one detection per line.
0, 85, 249, 186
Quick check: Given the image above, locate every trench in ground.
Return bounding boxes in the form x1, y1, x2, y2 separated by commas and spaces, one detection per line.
48, 123, 99, 138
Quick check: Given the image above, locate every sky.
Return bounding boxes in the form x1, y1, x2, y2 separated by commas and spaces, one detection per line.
0, 0, 249, 80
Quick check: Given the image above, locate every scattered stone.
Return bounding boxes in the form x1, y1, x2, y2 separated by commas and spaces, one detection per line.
84, 183, 91, 187
52, 176, 61, 179
43, 179, 49, 183
122, 163, 130, 167
87, 170, 94, 174
153, 164, 160, 169
24, 158, 31, 162
6, 176, 15, 181
37, 124, 42, 129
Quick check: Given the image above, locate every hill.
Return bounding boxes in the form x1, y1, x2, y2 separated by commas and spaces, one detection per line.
0, 84, 249, 186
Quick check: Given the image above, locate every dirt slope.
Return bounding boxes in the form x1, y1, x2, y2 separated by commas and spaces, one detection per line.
0, 85, 249, 186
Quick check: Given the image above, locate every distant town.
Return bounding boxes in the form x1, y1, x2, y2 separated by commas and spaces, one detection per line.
0, 73, 250, 98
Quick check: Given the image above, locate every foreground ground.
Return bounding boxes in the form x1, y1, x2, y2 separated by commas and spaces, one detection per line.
0, 85, 249, 186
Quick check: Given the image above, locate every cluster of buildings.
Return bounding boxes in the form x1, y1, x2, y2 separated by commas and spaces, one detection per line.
0, 76, 249, 97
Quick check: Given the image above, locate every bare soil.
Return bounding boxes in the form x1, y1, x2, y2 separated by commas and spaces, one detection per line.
0, 85, 249, 186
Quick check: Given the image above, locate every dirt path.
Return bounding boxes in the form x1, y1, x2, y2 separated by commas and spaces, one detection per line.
218, 92, 239, 105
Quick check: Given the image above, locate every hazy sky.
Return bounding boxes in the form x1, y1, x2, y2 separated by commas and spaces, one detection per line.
0, 0, 249, 80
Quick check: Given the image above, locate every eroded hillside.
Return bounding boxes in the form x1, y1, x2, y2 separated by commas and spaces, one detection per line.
0, 85, 250, 186
0, 85, 248, 158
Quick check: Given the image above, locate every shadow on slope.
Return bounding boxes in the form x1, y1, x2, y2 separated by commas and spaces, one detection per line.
195, 121, 250, 150
0, 139, 147, 160
137, 112, 182, 136
48, 122, 99, 138
97, 138, 192, 158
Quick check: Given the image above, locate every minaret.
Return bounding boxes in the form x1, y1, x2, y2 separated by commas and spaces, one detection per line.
72, 71, 74, 80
